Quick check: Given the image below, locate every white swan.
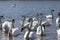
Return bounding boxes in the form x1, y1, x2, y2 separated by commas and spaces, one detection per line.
56, 12, 60, 35
9, 27, 20, 36
2, 21, 12, 33
46, 9, 54, 20
8, 19, 21, 37
36, 13, 51, 36
56, 12, 60, 27
21, 18, 36, 40
2, 19, 20, 36
36, 25, 45, 36
10, 4, 16, 7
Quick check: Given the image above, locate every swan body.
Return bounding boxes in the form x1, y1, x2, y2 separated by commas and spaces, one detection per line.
21, 18, 36, 39
41, 21, 51, 26
46, 15, 52, 19
56, 17, 60, 26
36, 26, 44, 35
57, 29, 60, 35
10, 4, 16, 7
56, 17, 60, 35
24, 31, 36, 39
11, 27, 20, 36
46, 9, 54, 20
2, 21, 20, 36
2, 21, 12, 32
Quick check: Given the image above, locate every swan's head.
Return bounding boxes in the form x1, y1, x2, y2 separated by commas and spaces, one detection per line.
0, 16, 4, 18
12, 19, 15, 23
40, 13, 43, 15
21, 27, 24, 32
28, 18, 33, 23
58, 12, 60, 16
51, 9, 54, 12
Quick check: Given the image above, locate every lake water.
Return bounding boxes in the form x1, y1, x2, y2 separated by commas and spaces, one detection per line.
0, 1, 60, 40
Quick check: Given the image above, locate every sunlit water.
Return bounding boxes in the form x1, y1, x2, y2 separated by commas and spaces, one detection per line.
0, 1, 60, 40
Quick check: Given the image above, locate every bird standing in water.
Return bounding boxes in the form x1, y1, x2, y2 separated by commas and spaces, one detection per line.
56, 12, 60, 35
21, 18, 36, 40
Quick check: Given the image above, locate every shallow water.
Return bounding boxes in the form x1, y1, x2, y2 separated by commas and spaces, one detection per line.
0, 1, 60, 40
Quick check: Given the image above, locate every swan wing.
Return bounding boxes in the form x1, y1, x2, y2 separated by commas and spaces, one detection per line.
36, 26, 41, 35
29, 31, 36, 39
24, 31, 29, 39
12, 28, 20, 36
56, 18, 60, 26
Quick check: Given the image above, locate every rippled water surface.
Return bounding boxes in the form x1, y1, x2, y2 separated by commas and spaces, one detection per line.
0, 1, 60, 40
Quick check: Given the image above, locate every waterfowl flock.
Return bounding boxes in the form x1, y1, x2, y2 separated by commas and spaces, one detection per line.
0, 9, 60, 40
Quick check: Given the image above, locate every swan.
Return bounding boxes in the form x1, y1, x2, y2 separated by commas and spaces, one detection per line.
2, 19, 20, 36
36, 23, 45, 36
21, 18, 36, 40
2, 19, 14, 33
9, 18, 28, 37
56, 12, 60, 35
10, 4, 16, 7
8, 19, 21, 37
46, 9, 54, 20
36, 13, 51, 36
56, 12, 60, 27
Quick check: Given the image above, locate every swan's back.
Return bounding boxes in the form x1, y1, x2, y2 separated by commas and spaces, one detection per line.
46, 15, 52, 19
12, 27, 20, 36
41, 21, 51, 26
46, 15, 53, 21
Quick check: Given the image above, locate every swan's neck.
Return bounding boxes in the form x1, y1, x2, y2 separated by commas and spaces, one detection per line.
12, 22, 14, 28
51, 11, 54, 19
21, 17, 25, 27
25, 22, 33, 39
41, 26, 44, 35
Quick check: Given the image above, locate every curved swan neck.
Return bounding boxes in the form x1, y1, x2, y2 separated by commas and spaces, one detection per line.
51, 10, 54, 19
21, 18, 33, 32
11, 19, 15, 28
